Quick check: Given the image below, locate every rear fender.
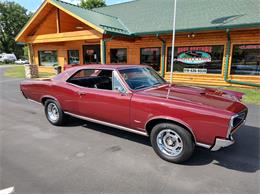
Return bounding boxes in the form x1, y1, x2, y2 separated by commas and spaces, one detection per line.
41, 95, 60, 106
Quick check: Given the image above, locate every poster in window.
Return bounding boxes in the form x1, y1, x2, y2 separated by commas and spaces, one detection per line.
167, 45, 224, 74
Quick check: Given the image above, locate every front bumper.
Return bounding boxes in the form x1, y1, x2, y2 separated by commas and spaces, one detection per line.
210, 109, 247, 151
210, 118, 246, 151
210, 137, 235, 151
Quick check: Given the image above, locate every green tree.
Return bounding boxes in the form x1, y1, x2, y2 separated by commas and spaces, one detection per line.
0, 1, 31, 58
80, 0, 106, 9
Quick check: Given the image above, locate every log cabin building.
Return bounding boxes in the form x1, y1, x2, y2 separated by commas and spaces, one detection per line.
16, 0, 260, 87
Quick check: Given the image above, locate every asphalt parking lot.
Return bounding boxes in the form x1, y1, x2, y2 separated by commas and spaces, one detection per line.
0, 66, 259, 193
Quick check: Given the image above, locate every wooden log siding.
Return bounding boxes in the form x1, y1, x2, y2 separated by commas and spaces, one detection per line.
33, 40, 99, 73
26, 30, 101, 43
31, 28, 260, 87
105, 29, 260, 87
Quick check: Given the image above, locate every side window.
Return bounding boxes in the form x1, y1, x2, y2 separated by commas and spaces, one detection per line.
112, 71, 126, 93
72, 69, 96, 78
67, 69, 112, 90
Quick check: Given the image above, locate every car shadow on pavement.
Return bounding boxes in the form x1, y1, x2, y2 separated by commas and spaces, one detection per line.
184, 125, 260, 173
68, 117, 151, 146
68, 117, 259, 173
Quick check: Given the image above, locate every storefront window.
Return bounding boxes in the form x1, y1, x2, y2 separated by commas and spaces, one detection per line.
167, 45, 224, 74
110, 48, 127, 63
38, 50, 58, 66
231, 44, 260, 76
140, 47, 161, 71
68, 50, 80, 64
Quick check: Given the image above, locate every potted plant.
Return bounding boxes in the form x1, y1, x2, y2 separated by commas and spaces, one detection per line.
53, 64, 62, 75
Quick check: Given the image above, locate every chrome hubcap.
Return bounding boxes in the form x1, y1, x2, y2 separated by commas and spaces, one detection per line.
156, 129, 183, 157
47, 103, 59, 122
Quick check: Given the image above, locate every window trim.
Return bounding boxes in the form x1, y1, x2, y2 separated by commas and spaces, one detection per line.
67, 50, 80, 65
230, 43, 260, 76
165, 45, 225, 75
110, 48, 128, 64
66, 68, 129, 93
38, 50, 58, 66
140, 47, 161, 71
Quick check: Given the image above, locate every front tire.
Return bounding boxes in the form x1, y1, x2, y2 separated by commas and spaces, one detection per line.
150, 123, 195, 163
44, 99, 66, 126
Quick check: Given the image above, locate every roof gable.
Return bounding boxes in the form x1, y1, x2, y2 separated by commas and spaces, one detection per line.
15, 0, 130, 42
51, 0, 130, 35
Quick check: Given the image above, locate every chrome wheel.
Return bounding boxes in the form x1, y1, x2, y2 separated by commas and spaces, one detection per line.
156, 129, 183, 157
47, 103, 59, 122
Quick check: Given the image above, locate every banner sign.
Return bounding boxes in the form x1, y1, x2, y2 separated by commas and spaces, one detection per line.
177, 51, 211, 65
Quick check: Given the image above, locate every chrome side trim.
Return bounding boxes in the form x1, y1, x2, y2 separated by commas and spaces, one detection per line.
64, 112, 148, 137
211, 137, 235, 151
196, 142, 211, 149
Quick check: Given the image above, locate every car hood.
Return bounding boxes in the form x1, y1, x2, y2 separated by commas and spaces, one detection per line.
137, 84, 245, 113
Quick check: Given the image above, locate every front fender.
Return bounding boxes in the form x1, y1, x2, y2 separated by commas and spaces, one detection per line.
145, 115, 197, 143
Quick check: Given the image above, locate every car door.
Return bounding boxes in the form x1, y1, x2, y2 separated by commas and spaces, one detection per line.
78, 70, 132, 127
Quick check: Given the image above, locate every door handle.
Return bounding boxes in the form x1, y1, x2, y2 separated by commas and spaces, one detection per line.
78, 91, 87, 96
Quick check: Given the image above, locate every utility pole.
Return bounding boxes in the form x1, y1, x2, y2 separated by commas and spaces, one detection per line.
170, 0, 177, 84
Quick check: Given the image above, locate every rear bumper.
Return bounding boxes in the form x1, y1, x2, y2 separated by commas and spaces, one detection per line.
210, 137, 235, 151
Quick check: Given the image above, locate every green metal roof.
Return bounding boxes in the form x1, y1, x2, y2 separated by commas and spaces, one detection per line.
50, 0, 130, 35
18, 0, 260, 40
93, 0, 260, 35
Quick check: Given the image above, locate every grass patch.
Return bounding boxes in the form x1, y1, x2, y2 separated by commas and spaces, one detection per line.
39, 71, 56, 78
4, 66, 25, 78
221, 86, 260, 105
3, 66, 55, 78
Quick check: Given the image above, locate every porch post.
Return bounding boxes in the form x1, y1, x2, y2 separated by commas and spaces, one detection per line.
157, 35, 166, 77
161, 41, 166, 77
100, 39, 106, 64
27, 43, 34, 64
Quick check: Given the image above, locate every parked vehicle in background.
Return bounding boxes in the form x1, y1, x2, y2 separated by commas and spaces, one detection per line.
15, 59, 29, 64
20, 65, 248, 163
0, 53, 17, 63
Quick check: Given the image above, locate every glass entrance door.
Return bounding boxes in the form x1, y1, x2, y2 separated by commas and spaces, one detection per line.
83, 45, 101, 64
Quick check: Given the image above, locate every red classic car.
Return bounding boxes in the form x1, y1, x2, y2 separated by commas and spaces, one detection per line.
20, 65, 247, 163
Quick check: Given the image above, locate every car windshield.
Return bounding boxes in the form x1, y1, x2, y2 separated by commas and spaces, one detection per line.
119, 67, 167, 90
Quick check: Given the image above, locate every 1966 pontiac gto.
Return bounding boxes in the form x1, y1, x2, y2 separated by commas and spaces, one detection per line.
20, 65, 247, 163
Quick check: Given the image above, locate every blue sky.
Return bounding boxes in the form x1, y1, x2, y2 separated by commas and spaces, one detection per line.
11, 0, 132, 12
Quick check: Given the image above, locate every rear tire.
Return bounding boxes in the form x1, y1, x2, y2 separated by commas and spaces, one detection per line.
44, 99, 66, 126
150, 123, 195, 163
